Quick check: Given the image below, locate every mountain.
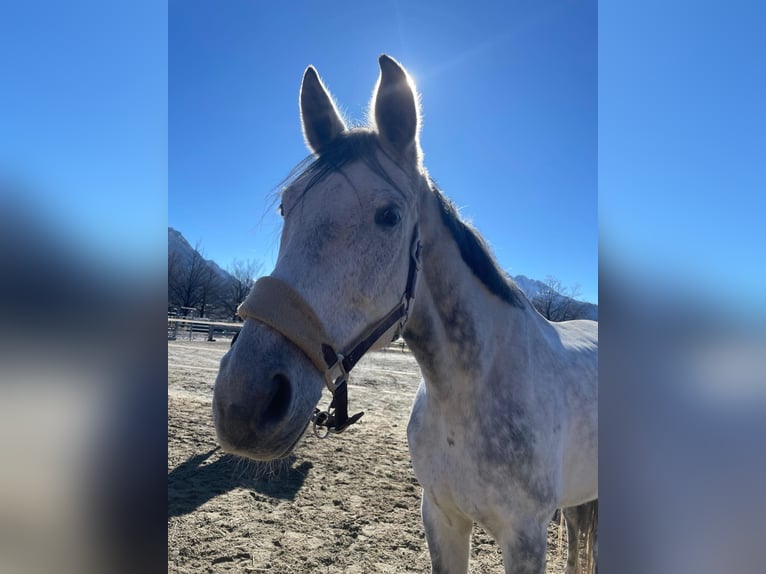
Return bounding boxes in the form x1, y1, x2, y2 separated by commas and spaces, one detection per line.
168, 227, 234, 285
512, 274, 548, 302
168, 227, 239, 318
512, 274, 598, 321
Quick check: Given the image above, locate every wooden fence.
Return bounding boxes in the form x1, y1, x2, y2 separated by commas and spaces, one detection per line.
168, 317, 410, 352
167, 318, 242, 341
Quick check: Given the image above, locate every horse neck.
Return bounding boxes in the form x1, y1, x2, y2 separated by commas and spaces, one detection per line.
402, 189, 547, 395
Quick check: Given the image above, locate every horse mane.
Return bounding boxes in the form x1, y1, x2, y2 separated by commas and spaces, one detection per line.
431, 184, 526, 308
282, 130, 526, 309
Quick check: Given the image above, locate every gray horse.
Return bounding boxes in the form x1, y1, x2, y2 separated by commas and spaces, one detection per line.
213, 55, 598, 573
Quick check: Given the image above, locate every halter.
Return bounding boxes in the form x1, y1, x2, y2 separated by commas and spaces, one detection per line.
237, 228, 422, 436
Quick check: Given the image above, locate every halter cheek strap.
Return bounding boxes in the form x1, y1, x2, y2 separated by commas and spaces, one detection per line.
236, 228, 421, 435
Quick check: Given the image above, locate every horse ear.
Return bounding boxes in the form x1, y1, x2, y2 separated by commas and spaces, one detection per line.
300, 66, 347, 154
372, 55, 421, 161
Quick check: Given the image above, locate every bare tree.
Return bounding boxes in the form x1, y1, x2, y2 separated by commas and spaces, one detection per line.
168, 241, 215, 316
168, 250, 183, 312
531, 276, 591, 322
222, 258, 263, 321
197, 262, 225, 318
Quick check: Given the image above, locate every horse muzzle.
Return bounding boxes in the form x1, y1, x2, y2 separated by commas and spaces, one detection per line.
212, 320, 322, 461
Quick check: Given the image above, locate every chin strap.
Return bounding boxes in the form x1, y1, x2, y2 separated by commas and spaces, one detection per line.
237, 228, 421, 436
310, 381, 364, 438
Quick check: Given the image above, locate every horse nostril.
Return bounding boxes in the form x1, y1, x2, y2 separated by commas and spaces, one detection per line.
263, 373, 292, 424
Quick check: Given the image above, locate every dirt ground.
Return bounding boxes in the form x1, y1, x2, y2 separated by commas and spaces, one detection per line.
168, 338, 569, 573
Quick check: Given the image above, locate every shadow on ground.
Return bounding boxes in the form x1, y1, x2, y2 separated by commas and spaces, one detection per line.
168, 447, 313, 517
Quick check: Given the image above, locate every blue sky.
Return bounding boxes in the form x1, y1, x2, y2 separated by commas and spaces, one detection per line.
169, 0, 598, 303
599, 1, 765, 310
6, 1, 760, 311
1, 1, 167, 269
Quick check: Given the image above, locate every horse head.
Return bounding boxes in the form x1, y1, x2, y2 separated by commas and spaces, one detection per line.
213, 55, 429, 460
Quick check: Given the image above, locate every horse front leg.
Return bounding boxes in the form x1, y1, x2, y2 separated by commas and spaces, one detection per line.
498, 521, 548, 574
421, 490, 472, 574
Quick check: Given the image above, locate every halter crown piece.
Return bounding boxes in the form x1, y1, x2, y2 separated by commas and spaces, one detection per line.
237, 228, 421, 437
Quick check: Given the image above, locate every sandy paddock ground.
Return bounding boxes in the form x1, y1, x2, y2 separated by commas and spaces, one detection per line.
168, 338, 569, 573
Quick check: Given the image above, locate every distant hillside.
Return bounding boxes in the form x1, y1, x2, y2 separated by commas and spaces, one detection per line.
512, 274, 598, 321
168, 227, 239, 319
168, 227, 234, 285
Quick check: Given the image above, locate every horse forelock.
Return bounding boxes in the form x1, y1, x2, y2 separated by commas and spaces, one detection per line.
278, 130, 417, 213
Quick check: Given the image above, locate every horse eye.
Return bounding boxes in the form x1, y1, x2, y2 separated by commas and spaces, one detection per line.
278, 203, 284, 217
374, 206, 401, 228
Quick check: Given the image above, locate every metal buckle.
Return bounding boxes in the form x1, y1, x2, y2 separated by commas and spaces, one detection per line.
323, 354, 347, 393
